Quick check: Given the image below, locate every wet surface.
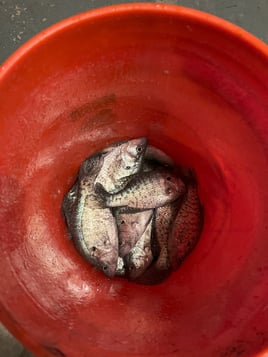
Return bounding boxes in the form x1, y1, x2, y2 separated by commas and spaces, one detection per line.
1, 1, 268, 357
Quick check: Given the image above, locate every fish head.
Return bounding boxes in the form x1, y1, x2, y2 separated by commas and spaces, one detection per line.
114, 138, 147, 180
117, 213, 141, 257
87, 238, 118, 278
125, 247, 151, 280
124, 138, 147, 160
161, 172, 186, 199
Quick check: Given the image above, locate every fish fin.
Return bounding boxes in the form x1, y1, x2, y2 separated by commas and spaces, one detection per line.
94, 182, 108, 197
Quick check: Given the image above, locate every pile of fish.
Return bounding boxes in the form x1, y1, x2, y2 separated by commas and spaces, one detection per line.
62, 138, 203, 285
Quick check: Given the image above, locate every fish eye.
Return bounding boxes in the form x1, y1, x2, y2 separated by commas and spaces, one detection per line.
126, 166, 131, 170
103, 265, 108, 271
136, 146, 143, 153
120, 220, 125, 224
166, 176, 171, 181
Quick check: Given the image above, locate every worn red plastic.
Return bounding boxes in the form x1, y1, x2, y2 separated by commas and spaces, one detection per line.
0, 3, 268, 357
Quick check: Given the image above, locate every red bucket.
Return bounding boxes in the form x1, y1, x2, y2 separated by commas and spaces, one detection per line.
0, 4, 268, 357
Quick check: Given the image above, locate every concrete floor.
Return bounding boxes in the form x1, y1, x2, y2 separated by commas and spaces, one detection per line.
0, 0, 268, 356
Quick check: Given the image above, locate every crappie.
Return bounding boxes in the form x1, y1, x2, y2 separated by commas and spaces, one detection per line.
153, 199, 182, 270
76, 153, 107, 209
106, 169, 186, 209
168, 182, 203, 270
63, 153, 119, 278
133, 201, 182, 285
116, 209, 154, 257
61, 155, 101, 239
78, 206, 118, 278
145, 145, 175, 167
95, 138, 147, 194
124, 216, 154, 280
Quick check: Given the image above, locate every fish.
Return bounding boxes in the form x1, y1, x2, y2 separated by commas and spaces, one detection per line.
62, 181, 79, 240
76, 153, 107, 209
145, 145, 175, 167
63, 153, 119, 278
131, 201, 182, 285
78, 206, 119, 278
95, 138, 147, 194
124, 216, 154, 280
106, 169, 186, 210
115, 257, 126, 276
115, 209, 154, 257
153, 199, 182, 270
62, 154, 103, 237
168, 182, 203, 270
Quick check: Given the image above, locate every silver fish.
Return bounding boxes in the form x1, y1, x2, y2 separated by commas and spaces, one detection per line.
95, 138, 147, 194
153, 199, 182, 270
63, 154, 119, 278
78, 206, 118, 277
124, 216, 153, 280
62, 154, 103, 238
106, 169, 186, 209
145, 145, 175, 167
168, 183, 203, 270
115, 257, 126, 276
132, 201, 182, 285
116, 209, 154, 257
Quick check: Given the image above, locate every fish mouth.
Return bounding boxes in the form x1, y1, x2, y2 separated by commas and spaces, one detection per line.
102, 261, 118, 278
99, 252, 118, 278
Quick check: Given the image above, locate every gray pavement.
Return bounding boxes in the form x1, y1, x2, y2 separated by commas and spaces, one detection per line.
0, 0, 268, 356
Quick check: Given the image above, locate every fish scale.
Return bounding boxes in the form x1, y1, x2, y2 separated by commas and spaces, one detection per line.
124, 216, 154, 280
95, 138, 147, 194
168, 183, 203, 269
116, 209, 154, 257
153, 198, 182, 270
63, 153, 119, 278
106, 169, 186, 209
